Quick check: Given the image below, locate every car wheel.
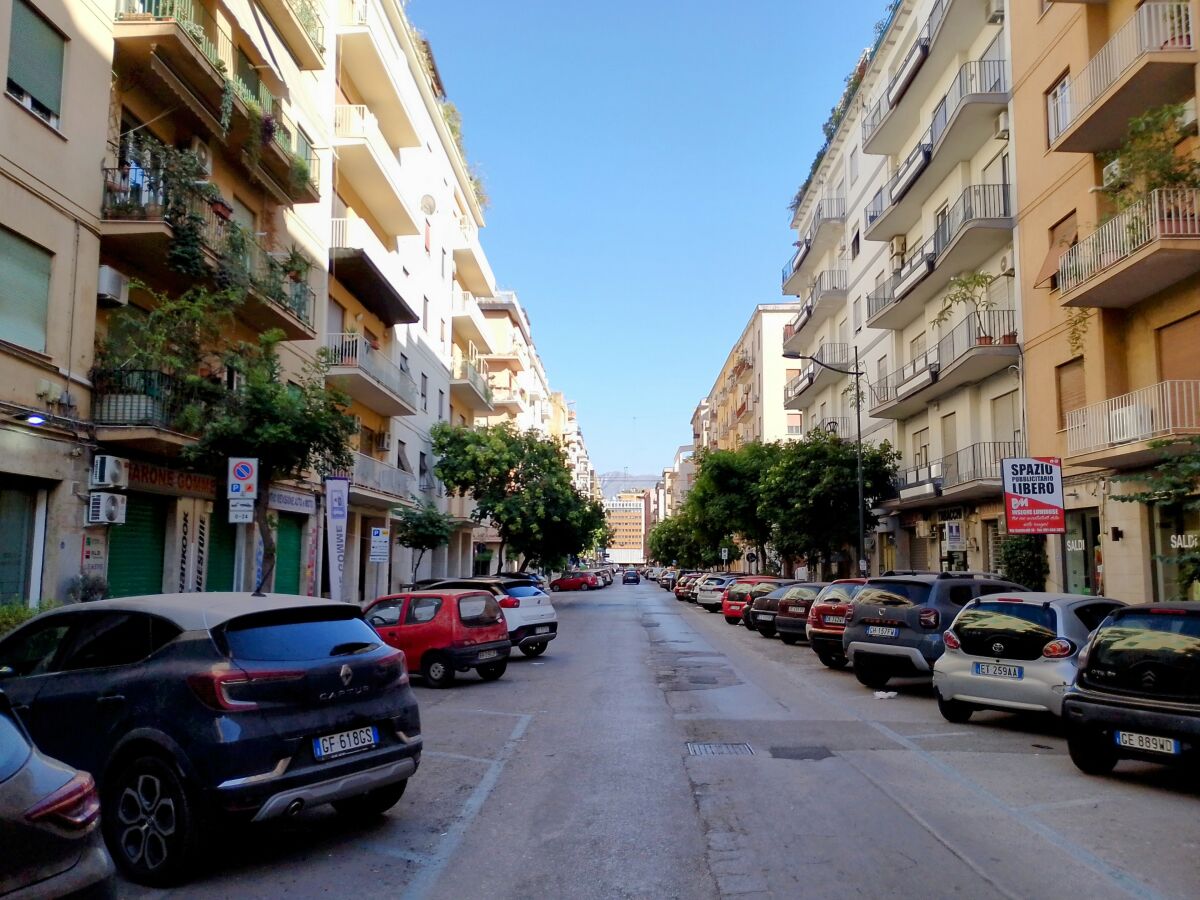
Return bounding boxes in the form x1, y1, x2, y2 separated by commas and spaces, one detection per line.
936, 694, 974, 724
745, 620, 758, 633
550, 584, 561, 592
758, 625, 776, 639
853, 661, 892, 689
817, 652, 847, 669
1067, 728, 1119, 776
580, 583, 589, 592
102, 755, 204, 888
477, 661, 507, 681
779, 632, 798, 645
724, 616, 741, 625
422, 653, 456, 688
332, 780, 407, 817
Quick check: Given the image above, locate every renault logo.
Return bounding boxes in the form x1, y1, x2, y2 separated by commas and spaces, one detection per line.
340, 664, 353, 687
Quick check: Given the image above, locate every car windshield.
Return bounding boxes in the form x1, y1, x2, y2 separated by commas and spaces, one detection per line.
856, 582, 932, 607
223, 609, 381, 661
818, 583, 862, 604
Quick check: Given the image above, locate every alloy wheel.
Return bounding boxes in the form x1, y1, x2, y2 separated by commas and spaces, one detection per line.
116, 772, 177, 873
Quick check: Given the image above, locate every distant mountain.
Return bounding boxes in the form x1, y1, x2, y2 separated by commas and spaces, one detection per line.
598, 471, 660, 498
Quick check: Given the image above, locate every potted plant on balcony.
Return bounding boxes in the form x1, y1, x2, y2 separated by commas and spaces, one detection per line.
280, 244, 311, 283
209, 193, 234, 221
930, 271, 999, 344
288, 153, 311, 194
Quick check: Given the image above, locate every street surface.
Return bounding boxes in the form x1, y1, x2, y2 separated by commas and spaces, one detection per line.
123, 580, 1198, 899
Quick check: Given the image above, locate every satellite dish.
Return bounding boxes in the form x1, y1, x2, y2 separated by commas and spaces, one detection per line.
420, 195, 437, 215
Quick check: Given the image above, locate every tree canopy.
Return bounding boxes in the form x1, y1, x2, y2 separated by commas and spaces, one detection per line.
393, 500, 457, 580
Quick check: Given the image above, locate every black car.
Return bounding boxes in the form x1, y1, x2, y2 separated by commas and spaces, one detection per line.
1064, 603, 1200, 777
0, 593, 422, 886
622, 570, 640, 584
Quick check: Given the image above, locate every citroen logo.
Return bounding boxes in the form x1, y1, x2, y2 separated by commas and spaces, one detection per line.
992, 642, 1005, 655
340, 664, 353, 687
1142, 670, 1157, 688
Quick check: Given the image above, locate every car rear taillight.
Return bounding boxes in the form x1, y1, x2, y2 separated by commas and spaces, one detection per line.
942, 629, 961, 650
187, 667, 304, 711
376, 648, 409, 685
25, 772, 100, 831
844, 604, 854, 623
720, 590, 729, 603
1042, 638, 1075, 659
499, 595, 521, 608
918, 608, 940, 630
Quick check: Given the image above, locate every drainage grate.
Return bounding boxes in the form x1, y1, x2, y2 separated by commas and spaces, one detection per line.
687, 742, 754, 757
769, 746, 833, 761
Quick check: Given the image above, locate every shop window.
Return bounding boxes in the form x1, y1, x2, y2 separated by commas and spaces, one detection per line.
6, 0, 64, 127
0, 226, 52, 353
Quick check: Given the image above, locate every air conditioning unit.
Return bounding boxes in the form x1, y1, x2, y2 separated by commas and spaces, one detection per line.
97, 265, 129, 307
1102, 159, 1123, 188
1108, 403, 1152, 444
91, 454, 129, 489
375, 431, 393, 451
890, 236, 906, 261
994, 110, 1010, 140
87, 492, 127, 525
986, 0, 1004, 24
999, 254, 1014, 277
189, 136, 214, 177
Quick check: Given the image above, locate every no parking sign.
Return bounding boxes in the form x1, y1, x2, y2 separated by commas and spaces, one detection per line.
227, 457, 259, 499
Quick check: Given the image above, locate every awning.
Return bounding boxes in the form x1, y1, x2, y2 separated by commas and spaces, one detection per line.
1033, 212, 1078, 288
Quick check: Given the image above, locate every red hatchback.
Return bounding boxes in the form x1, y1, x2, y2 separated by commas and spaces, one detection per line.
805, 579, 866, 668
550, 572, 599, 592
365, 589, 512, 688
721, 576, 791, 625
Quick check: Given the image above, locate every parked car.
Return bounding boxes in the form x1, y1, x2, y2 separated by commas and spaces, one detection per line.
423, 577, 557, 658
696, 575, 737, 612
0, 593, 422, 886
741, 581, 798, 630
758, 582, 829, 640
622, 570, 640, 585
723, 577, 792, 626
550, 572, 599, 592
1064, 603, 1200, 777
366, 589, 511, 687
933, 592, 1125, 722
842, 572, 1026, 689
683, 573, 709, 602
674, 573, 701, 601
0, 691, 114, 897
660, 570, 679, 591
590, 568, 613, 587
805, 579, 867, 666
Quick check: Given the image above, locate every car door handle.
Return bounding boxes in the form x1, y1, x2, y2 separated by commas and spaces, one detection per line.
97, 694, 125, 707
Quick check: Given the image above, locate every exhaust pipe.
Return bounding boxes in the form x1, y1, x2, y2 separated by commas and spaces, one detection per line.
285, 798, 305, 817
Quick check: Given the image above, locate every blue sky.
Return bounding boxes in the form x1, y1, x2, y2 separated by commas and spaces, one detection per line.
410, 0, 890, 477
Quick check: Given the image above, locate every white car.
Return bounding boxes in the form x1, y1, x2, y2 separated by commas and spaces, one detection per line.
695, 574, 736, 612
427, 578, 558, 657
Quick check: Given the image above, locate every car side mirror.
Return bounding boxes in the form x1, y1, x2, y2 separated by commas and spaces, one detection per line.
0, 666, 14, 682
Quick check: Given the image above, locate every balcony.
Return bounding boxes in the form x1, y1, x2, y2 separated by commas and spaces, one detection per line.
454, 215, 496, 298
1058, 189, 1200, 308
335, 0, 421, 149
489, 384, 526, 409
783, 342, 851, 410
869, 310, 1020, 419
1050, 2, 1196, 153
783, 270, 849, 353
451, 287, 494, 352
92, 369, 197, 454
890, 441, 1025, 508
866, 184, 1013, 331
1066, 380, 1200, 468
487, 340, 529, 372
329, 218, 418, 326
257, 0, 324, 69
333, 105, 419, 236
337, 451, 414, 509
450, 358, 494, 412
864, 59, 1008, 241
810, 416, 853, 439
781, 196, 846, 295
861, 0, 986, 155
325, 333, 419, 416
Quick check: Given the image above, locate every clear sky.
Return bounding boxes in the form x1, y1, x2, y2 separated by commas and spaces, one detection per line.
409, 0, 890, 476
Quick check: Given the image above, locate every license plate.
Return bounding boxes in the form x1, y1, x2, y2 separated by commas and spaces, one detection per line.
535, 626, 550, 634
477, 649, 499, 660
313, 726, 378, 761
973, 662, 1023, 679
756, 613, 775, 621
1116, 731, 1179, 755
866, 625, 898, 638
825, 615, 846, 625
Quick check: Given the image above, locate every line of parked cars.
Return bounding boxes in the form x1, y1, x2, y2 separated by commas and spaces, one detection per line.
667, 568, 1200, 784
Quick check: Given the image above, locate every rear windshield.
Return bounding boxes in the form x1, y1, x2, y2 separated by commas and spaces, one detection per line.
0, 711, 30, 783
458, 594, 502, 626
959, 602, 1057, 633
817, 583, 862, 604
856, 582, 933, 607
223, 608, 380, 661
781, 585, 821, 601
728, 584, 753, 601
1085, 610, 1200, 700
507, 585, 546, 598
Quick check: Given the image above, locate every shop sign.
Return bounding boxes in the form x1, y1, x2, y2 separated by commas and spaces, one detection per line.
126, 461, 215, 498
1169, 533, 1200, 550
81, 534, 105, 577
943, 521, 967, 552
325, 478, 349, 601
268, 487, 317, 515
1002, 457, 1065, 535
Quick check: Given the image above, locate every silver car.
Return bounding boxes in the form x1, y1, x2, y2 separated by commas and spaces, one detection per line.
933, 592, 1124, 721
695, 575, 736, 612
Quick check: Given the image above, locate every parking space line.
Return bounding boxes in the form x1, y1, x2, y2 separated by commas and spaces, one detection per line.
423, 750, 498, 765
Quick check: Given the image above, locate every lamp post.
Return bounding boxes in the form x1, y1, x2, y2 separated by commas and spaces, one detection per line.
783, 346, 867, 576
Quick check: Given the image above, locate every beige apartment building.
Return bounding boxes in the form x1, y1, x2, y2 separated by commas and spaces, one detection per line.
604, 489, 650, 565
1011, 0, 1200, 601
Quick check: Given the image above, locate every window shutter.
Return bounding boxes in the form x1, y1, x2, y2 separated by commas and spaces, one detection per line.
8, 0, 64, 115
0, 226, 52, 352
1034, 212, 1078, 288
1056, 359, 1086, 430
1158, 313, 1200, 381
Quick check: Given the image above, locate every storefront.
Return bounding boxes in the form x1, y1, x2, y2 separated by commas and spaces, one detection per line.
1151, 503, 1200, 602
937, 507, 968, 572
1064, 508, 1102, 596
267, 485, 319, 596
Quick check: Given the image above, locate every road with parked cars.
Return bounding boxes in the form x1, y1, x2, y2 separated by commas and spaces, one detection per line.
3, 570, 1198, 898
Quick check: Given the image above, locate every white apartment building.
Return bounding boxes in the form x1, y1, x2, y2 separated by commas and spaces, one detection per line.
691, 398, 713, 451
782, 0, 1023, 574
659, 444, 695, 520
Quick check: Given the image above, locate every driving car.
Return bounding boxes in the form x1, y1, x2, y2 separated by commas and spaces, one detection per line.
696, 575, 737, 612
933, 593, 1125, 722
842, 571, 1026, 689
425, 577, 558, 657
622, 570, 640, 585
805, 579, 866, 666
0, 691, 114, 898
0, 593, 422, 886
723, 577, 792, 626
365, 589, 512, 687
759, 582, 829, 641
1064, 603, 1200, 777
550, 572, 600, 592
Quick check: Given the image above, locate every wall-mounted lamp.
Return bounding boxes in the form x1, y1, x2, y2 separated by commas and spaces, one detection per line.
17, 413, 46, 426
1110, 526, 1124, 542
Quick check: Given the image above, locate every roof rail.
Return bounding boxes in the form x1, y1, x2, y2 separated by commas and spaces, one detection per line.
880, 569, 934, 576
934, 570, 1005, 580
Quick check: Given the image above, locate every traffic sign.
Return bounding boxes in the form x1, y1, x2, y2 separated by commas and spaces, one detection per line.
720, 547, 729, 561
369, 526, 390, 563
227, 457, 259, 499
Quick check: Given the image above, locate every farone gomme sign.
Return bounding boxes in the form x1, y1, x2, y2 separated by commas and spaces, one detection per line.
1001, 457, 1065, 535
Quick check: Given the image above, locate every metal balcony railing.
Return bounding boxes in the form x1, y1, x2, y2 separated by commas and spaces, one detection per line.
92, 369, 195, 432
1052, 2, 1193, 143
282, 0, 324, 48
782, 238, 811, 285
335, 451, 413, 498
1066, 380, 1200, 456
812, 416, 853, 438
1058, 189, 1200, 294
334, 103, 394, 171
808, 269, 848, 304
326, 333, 418, 406
893, 441, 1026, 493
114, 0, 234, 74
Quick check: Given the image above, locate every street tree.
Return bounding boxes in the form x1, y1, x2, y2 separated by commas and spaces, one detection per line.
393, 500, 457, 582
685, 443, 782, 565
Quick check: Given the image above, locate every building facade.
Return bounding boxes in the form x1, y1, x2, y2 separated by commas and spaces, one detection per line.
604, 489, 650, 565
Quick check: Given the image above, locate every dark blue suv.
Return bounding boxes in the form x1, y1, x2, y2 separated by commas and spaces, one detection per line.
0, 593, 422, 886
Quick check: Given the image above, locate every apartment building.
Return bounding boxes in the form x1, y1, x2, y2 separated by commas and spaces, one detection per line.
691, 398, 713, 451
659, 444, 695, 520
705, 304, 804, 450
817, 0, 1022, 573
1011, 0, 1200, 601
604, 489, 650, 565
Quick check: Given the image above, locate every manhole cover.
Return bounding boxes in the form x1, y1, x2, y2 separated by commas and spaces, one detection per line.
770, 746, 832, 761
687, 742, 754, 757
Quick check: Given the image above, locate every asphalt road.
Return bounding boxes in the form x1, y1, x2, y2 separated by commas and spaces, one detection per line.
123, 579, 1199, 899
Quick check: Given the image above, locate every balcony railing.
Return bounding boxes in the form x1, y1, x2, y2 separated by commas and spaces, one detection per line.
1051, 2, 1193, 144
338, 451, 413, 499
812, 416, 853, 438
92, 369, 194, 432
281, 0, 324, 48
325, 333, 418, 406
893, 441, 1025, 493
1058, 189, 1200, 294
114, 0, 234, 75
862, 0, 953, 145
1067, 380, 1200, 456
782, 238, 811, 285
452, 358, 492, 401
808, 269, 848, 304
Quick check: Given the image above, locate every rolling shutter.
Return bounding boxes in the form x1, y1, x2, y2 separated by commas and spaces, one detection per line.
1158, 313, 1200, 381
206, 508, 236, 591
908, 528, 928, 570
1056, 359, 1086, 430
274, 513, 303, 594
106, 493, 168, 598
8, 0, 64, 114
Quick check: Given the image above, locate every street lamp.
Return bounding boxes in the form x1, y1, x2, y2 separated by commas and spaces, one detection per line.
782, 346, 867, 577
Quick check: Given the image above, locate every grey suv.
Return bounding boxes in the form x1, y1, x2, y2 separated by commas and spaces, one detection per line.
842, 571, 1026, 689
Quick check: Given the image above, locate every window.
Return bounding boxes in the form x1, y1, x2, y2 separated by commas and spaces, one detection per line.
1034, 212, 1078, 290
6, 0, 64, 127
1056, 358, 1085, 431
1046, 74, 1071, 144
909, 332, 926, 361
912, 427, 930, 466
366, 599, 403, 626
225, 609, 378, 660
406, 596, 441, 624
420, 373, 428, 411
422, 297, 429, 332
0, 617, 69, 676
399, 352, 409, 373
848, 147, 859, 185
0, 226, 51, 352
440, 318, 446, 344
57, 613, 179, 671
853, 297, 862, 331
424, 219, 431, 254
876, 355, 888, 384
396, 440, 411, 473
438, 389, 445, 420
850, 230, 860, 260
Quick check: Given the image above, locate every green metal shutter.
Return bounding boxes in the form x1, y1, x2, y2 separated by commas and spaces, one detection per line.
8, 0, 64, 114
206, 508, 236, 591
107, 493, 168, 598
274, 514, 303, 594
0, 226, 51, 353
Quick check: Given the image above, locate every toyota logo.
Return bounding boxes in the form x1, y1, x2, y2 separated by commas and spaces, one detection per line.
339, 664, 353, 687
991, 642, 1005, 655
